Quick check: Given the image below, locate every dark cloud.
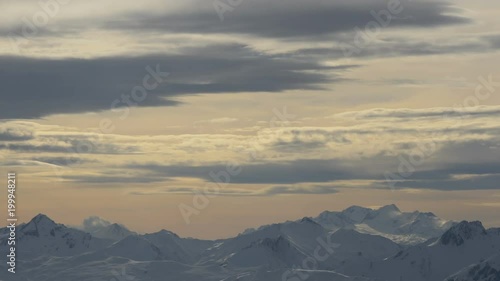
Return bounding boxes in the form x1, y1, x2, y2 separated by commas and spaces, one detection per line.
390, 174, 500, 191
261, 184, 339, 195
131, 184, 339, 196
336, 106, 500, 120
294, 34, 500, 59
31, 156, 94, 166
0, 139, 139, 154
105, 0, 468, 39
0, 143, 70, 153
61, 175, 170, 184
0, 44, 348, 119
126, 158, 390, 184
0, 126, 34, 141
122, 139, 500, 191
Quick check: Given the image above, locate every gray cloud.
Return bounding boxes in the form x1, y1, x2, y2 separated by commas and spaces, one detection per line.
389, 174, 500, 191
261, 184, 339, 195
294, 34, 500, 59
31, 156, 93, 166
335, 105, 500, 120
104, 0, 468, 39
0, 138, 139, 154
0, 44, 348, 119
82, 216, 112, 231
61, 175, 170, 184
126, 159, 378, 184
130, 184, 338, 196
0, 124, 35, 141
122, 138, 500, 191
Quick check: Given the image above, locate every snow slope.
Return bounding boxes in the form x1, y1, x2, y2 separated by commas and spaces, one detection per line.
315, 204, 455, 245
445, 253, 500, 281
360, 221, 500, 281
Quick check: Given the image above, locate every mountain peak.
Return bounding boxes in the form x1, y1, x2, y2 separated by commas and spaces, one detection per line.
26, 214, 58, 230
31, 213, 56, 224
440, 220, 487, 246
19, 214, 61, 238
378, 204, 401, 213
343, 205, 372, 211
300, 217, 318, 224
157, 229, 180, 238
341, 205, 371, 223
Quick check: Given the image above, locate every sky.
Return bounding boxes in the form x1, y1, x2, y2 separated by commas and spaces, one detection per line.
0, 0, 499, 239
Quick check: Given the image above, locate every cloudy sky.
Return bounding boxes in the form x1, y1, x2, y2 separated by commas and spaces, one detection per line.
1, 0, 499, 238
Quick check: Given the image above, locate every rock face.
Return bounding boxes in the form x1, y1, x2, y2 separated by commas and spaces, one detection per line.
440, 221, 487, 246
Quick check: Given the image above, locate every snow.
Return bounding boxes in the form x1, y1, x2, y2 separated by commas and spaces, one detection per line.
360, 221, 500, 281
314, 204, 455, 245
0, 206, 497, 281
446, 253, 500, 281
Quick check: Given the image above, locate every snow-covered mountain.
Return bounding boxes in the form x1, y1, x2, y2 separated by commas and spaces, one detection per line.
445, 253, 500, 281
0, 206, 497, 281
0, 214, 110, 259
358, 221, 500, 281
222, 235, 308, 268
143, 229, 213, 263
194, 217, 329, 271
314, 204, 455, 245
81, 216, 136, 241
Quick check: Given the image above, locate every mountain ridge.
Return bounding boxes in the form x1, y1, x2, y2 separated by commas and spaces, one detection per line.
0, 205, 497, 281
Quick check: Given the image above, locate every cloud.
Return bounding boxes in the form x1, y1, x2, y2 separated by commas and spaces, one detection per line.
0, 122, 141, 154
125, 158, 389, 184
0, 140, 139, 154
0, 123, 35, 141
259, 184, 339, 195
388, 174, 500, 191
193, 117, 239, 126
130, 184, 339, 196
31, 156, 93, 166
334, 105, 500, 120
61, 174, 170, 184
103, 0, 468, 39
0, 0, 469, 41
2, 105, 499, 193
123, 137, 500, 191
293, 34, 500, 59
0, 44, 349, 119
82, 216, 112, 231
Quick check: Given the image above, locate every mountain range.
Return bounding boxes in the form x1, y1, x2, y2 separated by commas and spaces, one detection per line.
1, 204, 499, 281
